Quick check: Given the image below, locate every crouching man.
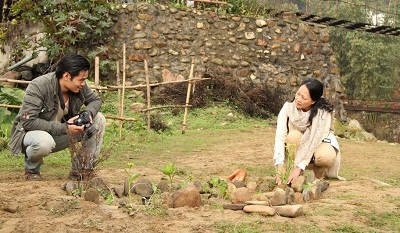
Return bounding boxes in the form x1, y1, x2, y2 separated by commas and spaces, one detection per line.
8, 53, 106, 181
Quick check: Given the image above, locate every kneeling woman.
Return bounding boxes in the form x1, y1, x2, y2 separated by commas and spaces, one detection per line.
273, 78, 342, 185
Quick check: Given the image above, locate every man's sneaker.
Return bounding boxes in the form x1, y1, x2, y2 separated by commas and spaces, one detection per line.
25, 168, 43, 181
69, 169, 96, 181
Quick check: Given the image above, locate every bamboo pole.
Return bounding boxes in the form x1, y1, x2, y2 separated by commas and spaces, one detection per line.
140, 105, 192, 112
116, 60, 122, 140
144, 60, 151, 131
0, 104, 21, 109
119, 43, 127, 139
0, 77, 209, 91
0, 78, 30, 84
103, 115, 138, 121
96, 78, 210, 91
181, 58, 195, 134
94, 56, 100, 94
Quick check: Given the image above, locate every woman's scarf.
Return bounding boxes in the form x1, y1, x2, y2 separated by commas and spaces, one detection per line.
288, 102, 330, 167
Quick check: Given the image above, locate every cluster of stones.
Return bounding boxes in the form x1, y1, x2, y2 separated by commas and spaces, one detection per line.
223, 172, 330, 218
62, 171, 329, 219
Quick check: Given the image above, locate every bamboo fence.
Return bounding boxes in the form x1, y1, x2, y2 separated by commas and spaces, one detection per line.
0, 48, 209, 139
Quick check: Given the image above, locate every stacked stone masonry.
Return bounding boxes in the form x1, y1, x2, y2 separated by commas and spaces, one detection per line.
109, 3, 346, 120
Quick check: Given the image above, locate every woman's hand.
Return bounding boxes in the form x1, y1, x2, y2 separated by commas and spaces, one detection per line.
287, 167, 302, 184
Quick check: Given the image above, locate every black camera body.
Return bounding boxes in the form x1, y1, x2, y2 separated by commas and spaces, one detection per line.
73, 111, 95, 138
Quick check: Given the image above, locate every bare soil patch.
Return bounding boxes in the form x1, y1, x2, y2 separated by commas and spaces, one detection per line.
1, 126, 399, 232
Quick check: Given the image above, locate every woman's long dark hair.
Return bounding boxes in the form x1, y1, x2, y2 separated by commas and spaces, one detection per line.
298, 78, 333, 124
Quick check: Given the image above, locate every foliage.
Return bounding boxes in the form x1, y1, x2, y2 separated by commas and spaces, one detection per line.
98, 188, 115, 205
277, 143, 296, 185
209, 176, 229, 199
307, 0, 400, 101
0, 85, 25, 148
9, 0, 114, 61
160, 162, 176, 188
124, 162, 140, 207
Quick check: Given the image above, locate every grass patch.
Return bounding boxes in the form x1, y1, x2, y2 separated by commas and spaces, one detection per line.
0, 103, 267, 176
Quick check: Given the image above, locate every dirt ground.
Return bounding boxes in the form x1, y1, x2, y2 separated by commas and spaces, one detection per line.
0, 126, 399, 233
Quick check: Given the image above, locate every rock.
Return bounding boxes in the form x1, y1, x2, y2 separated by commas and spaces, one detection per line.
246, 181, 257, 191
258, 181, 273, 192
63, 182, 77, 196
85, 188, 100, 204
302, 189, 314, 202
263, 191, 275, 199
311, 184, 321, 200
129, 103, 146, 113
87, 177, 110, 194
1, 71, 21, 87
114, 185, 124, 198
3, 203, 20, 213
321, 181, 330, 192
193, 181, 203, 190
285, 187, 295, 204
305, 172, 315, 183
361, 131, 377, 142
157, 180, 170, 192
251, 193, 269, 202
243, 205, 276, 216
118, 197, 127, 207
133, 178, 154, 197
269, 189, 286, 206
232, 180, 246, 188
294, 192, 304, 204
172, 184, 201, 208
274, 205, 303, 218
227, 182, 237, 195
20, 70, 33, 81
161, 192, 173, 208
290, 175, 305, 192
230, 187, 254, 204
245, 200, 268, 205
222, 203, 247, 210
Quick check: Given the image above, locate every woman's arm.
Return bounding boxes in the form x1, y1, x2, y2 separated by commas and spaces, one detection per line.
273, 102, 290, 166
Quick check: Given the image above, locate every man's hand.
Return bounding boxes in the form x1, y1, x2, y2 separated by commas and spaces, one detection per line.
67, 115, 85, 135
287, 167, 302, 184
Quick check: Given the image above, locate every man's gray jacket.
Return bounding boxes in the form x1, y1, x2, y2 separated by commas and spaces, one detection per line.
8, 72, 102, 156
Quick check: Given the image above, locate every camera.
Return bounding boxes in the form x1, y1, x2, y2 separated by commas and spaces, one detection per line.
73, 111, 95, 139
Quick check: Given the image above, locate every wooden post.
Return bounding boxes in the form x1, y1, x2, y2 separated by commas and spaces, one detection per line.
145, 60, 151, 131
116, 60, 122, 140
182, 58, 195, 134
119, 43, 127, 139
94, 56, 100, 94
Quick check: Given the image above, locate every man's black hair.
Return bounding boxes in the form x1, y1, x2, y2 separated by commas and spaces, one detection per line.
55, 53, 90, 79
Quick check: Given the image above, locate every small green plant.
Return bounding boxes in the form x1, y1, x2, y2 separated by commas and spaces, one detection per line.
98, 188, 114, 205
277, 143, 296, 185
160, 162, 176, 188
209, 176, 229, 199
49, 199, 80, 216
302, 181, 313, 191
124, 162, 140, 207
72, 185, 84, 197
141, 183, 169, 216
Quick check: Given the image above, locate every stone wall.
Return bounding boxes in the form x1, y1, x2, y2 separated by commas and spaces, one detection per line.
105, 3, 346, 120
